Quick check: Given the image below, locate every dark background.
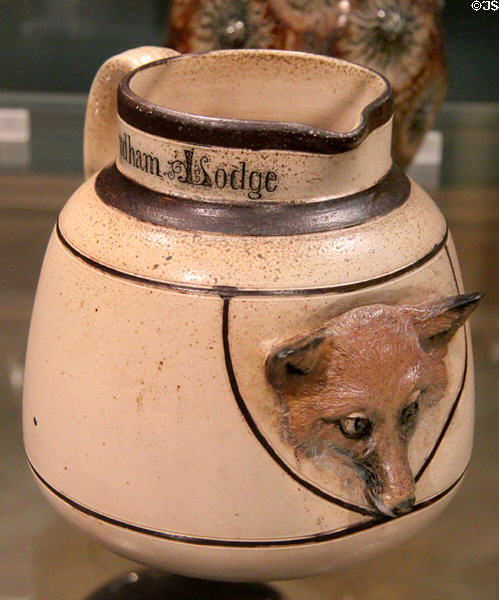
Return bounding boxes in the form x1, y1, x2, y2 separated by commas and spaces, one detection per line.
0, 1, 498, 100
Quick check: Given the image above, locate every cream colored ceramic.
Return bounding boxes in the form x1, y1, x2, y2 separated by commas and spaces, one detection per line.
23, 47, 479, 581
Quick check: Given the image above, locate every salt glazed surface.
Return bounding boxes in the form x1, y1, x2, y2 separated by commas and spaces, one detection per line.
23, 47, 479, 581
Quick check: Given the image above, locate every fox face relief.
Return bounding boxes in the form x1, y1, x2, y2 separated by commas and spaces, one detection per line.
266, 294, 481, 518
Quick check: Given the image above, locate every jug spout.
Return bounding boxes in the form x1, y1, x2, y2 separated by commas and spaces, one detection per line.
113, 50, 395, 205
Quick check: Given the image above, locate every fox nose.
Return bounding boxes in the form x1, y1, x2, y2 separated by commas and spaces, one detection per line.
376, 482, 416, 517
367, 489, 415, 518
363, 438, 416, 517
392, 496, 415, 516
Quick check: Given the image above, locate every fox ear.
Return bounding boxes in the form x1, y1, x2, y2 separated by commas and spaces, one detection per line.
266, 329, 328, 396
408, 293, 482, 353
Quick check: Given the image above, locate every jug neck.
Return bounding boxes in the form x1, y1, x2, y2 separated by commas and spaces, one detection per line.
115, 50, 394, 204
116, 116, 393, 204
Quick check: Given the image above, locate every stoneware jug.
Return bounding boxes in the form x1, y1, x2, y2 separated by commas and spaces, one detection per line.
23, 47, 481, 582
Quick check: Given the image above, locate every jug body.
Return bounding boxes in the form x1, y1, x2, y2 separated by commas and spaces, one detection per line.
23, 49, 479, 581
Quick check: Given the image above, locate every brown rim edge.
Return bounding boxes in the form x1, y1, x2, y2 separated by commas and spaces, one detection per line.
95, 163, 410, 236
118, 50, 393, 155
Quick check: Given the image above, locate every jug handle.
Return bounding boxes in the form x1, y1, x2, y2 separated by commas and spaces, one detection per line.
83, 46, 180, 179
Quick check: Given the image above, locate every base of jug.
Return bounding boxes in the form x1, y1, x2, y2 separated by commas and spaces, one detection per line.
85, 570, 284, 600
32, 462, 461, 582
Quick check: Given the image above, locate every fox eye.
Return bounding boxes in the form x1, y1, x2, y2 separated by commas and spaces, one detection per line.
337, 415, 372, 440
400, 399, 419, 429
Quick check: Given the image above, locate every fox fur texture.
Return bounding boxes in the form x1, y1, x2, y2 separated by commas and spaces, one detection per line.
266, 293, 481, 517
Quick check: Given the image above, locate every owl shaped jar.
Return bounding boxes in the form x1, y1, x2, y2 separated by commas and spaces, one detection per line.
167, 0, 448, 167
23, 47, 480, 581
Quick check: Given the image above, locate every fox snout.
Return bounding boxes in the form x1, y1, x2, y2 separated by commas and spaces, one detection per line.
359, 435, 416, 517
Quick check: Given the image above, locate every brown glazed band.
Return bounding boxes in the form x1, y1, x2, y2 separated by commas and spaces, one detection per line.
95, 163, 410, 236
118, 51, 393, 155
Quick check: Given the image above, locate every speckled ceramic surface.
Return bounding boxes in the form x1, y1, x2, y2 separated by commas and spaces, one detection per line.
23, 48, 479, 581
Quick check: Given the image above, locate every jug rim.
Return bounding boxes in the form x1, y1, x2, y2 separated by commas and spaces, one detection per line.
118, 49, 393, 156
